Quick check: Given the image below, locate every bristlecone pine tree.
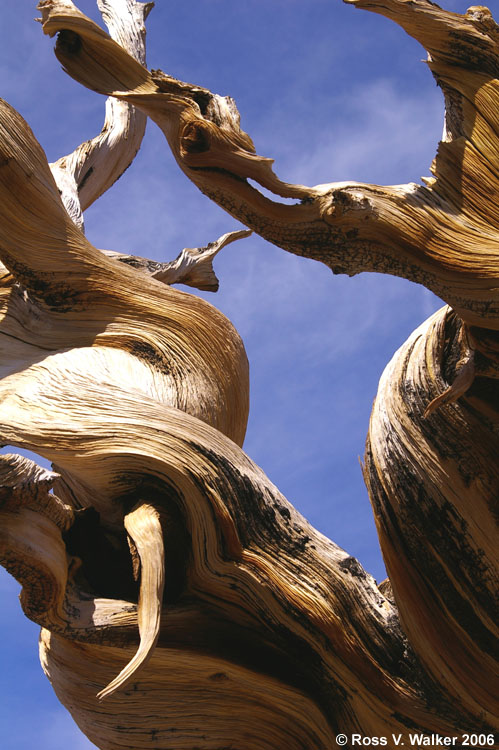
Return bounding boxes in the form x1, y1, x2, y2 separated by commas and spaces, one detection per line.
0, 1, 497, 748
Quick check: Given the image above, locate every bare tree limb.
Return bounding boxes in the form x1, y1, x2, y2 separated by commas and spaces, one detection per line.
39, 0, 249, 291
39, 0, 499, 328
103, 228, 252, 292
40, 0, 153, 228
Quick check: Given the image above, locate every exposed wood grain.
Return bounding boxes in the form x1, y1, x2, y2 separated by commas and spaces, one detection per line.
40, 0, 499, 327
0, 1, 497, 747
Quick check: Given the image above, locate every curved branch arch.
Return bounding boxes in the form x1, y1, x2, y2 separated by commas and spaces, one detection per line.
39, 0, 499, 327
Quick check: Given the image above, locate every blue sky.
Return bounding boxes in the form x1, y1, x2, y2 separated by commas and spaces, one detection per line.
0, 1, 473, 747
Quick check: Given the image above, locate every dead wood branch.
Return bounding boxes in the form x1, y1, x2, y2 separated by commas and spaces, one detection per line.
0, 1, 497, 748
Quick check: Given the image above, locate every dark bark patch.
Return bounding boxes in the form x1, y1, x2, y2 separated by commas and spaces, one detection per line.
1, 252, 83, 311
208, 672, 228, 682
78, 166, 94, 192
126, 340, 172, 376
339, 555, 367, 580
181, 122, 211, 154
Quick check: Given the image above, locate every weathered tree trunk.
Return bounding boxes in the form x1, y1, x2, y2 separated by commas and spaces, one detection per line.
0, 1, 497, 748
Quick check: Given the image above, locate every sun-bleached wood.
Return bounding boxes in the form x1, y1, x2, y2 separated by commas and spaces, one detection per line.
42, 0, 152, 228
103, 228, 252, 292
0, 1, 497, 748
365, 306, 498, 723
39, 0, 499, 329
96, 501, 166, 699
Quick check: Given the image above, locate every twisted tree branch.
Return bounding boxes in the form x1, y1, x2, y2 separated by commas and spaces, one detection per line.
41, 0, 152, 228
39, 0, 499, 327
0, 1, 497, 747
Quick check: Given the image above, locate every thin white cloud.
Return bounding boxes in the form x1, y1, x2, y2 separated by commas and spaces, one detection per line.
258, 76, 444, 188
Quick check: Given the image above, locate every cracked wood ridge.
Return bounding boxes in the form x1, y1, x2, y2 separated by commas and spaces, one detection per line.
0, 1, 497, 748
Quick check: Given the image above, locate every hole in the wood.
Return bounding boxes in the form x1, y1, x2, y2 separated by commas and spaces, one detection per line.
247, 179, 301, 206
63, 507, 139, 601
56, 29, 83, 56
0, 446, 52, 471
